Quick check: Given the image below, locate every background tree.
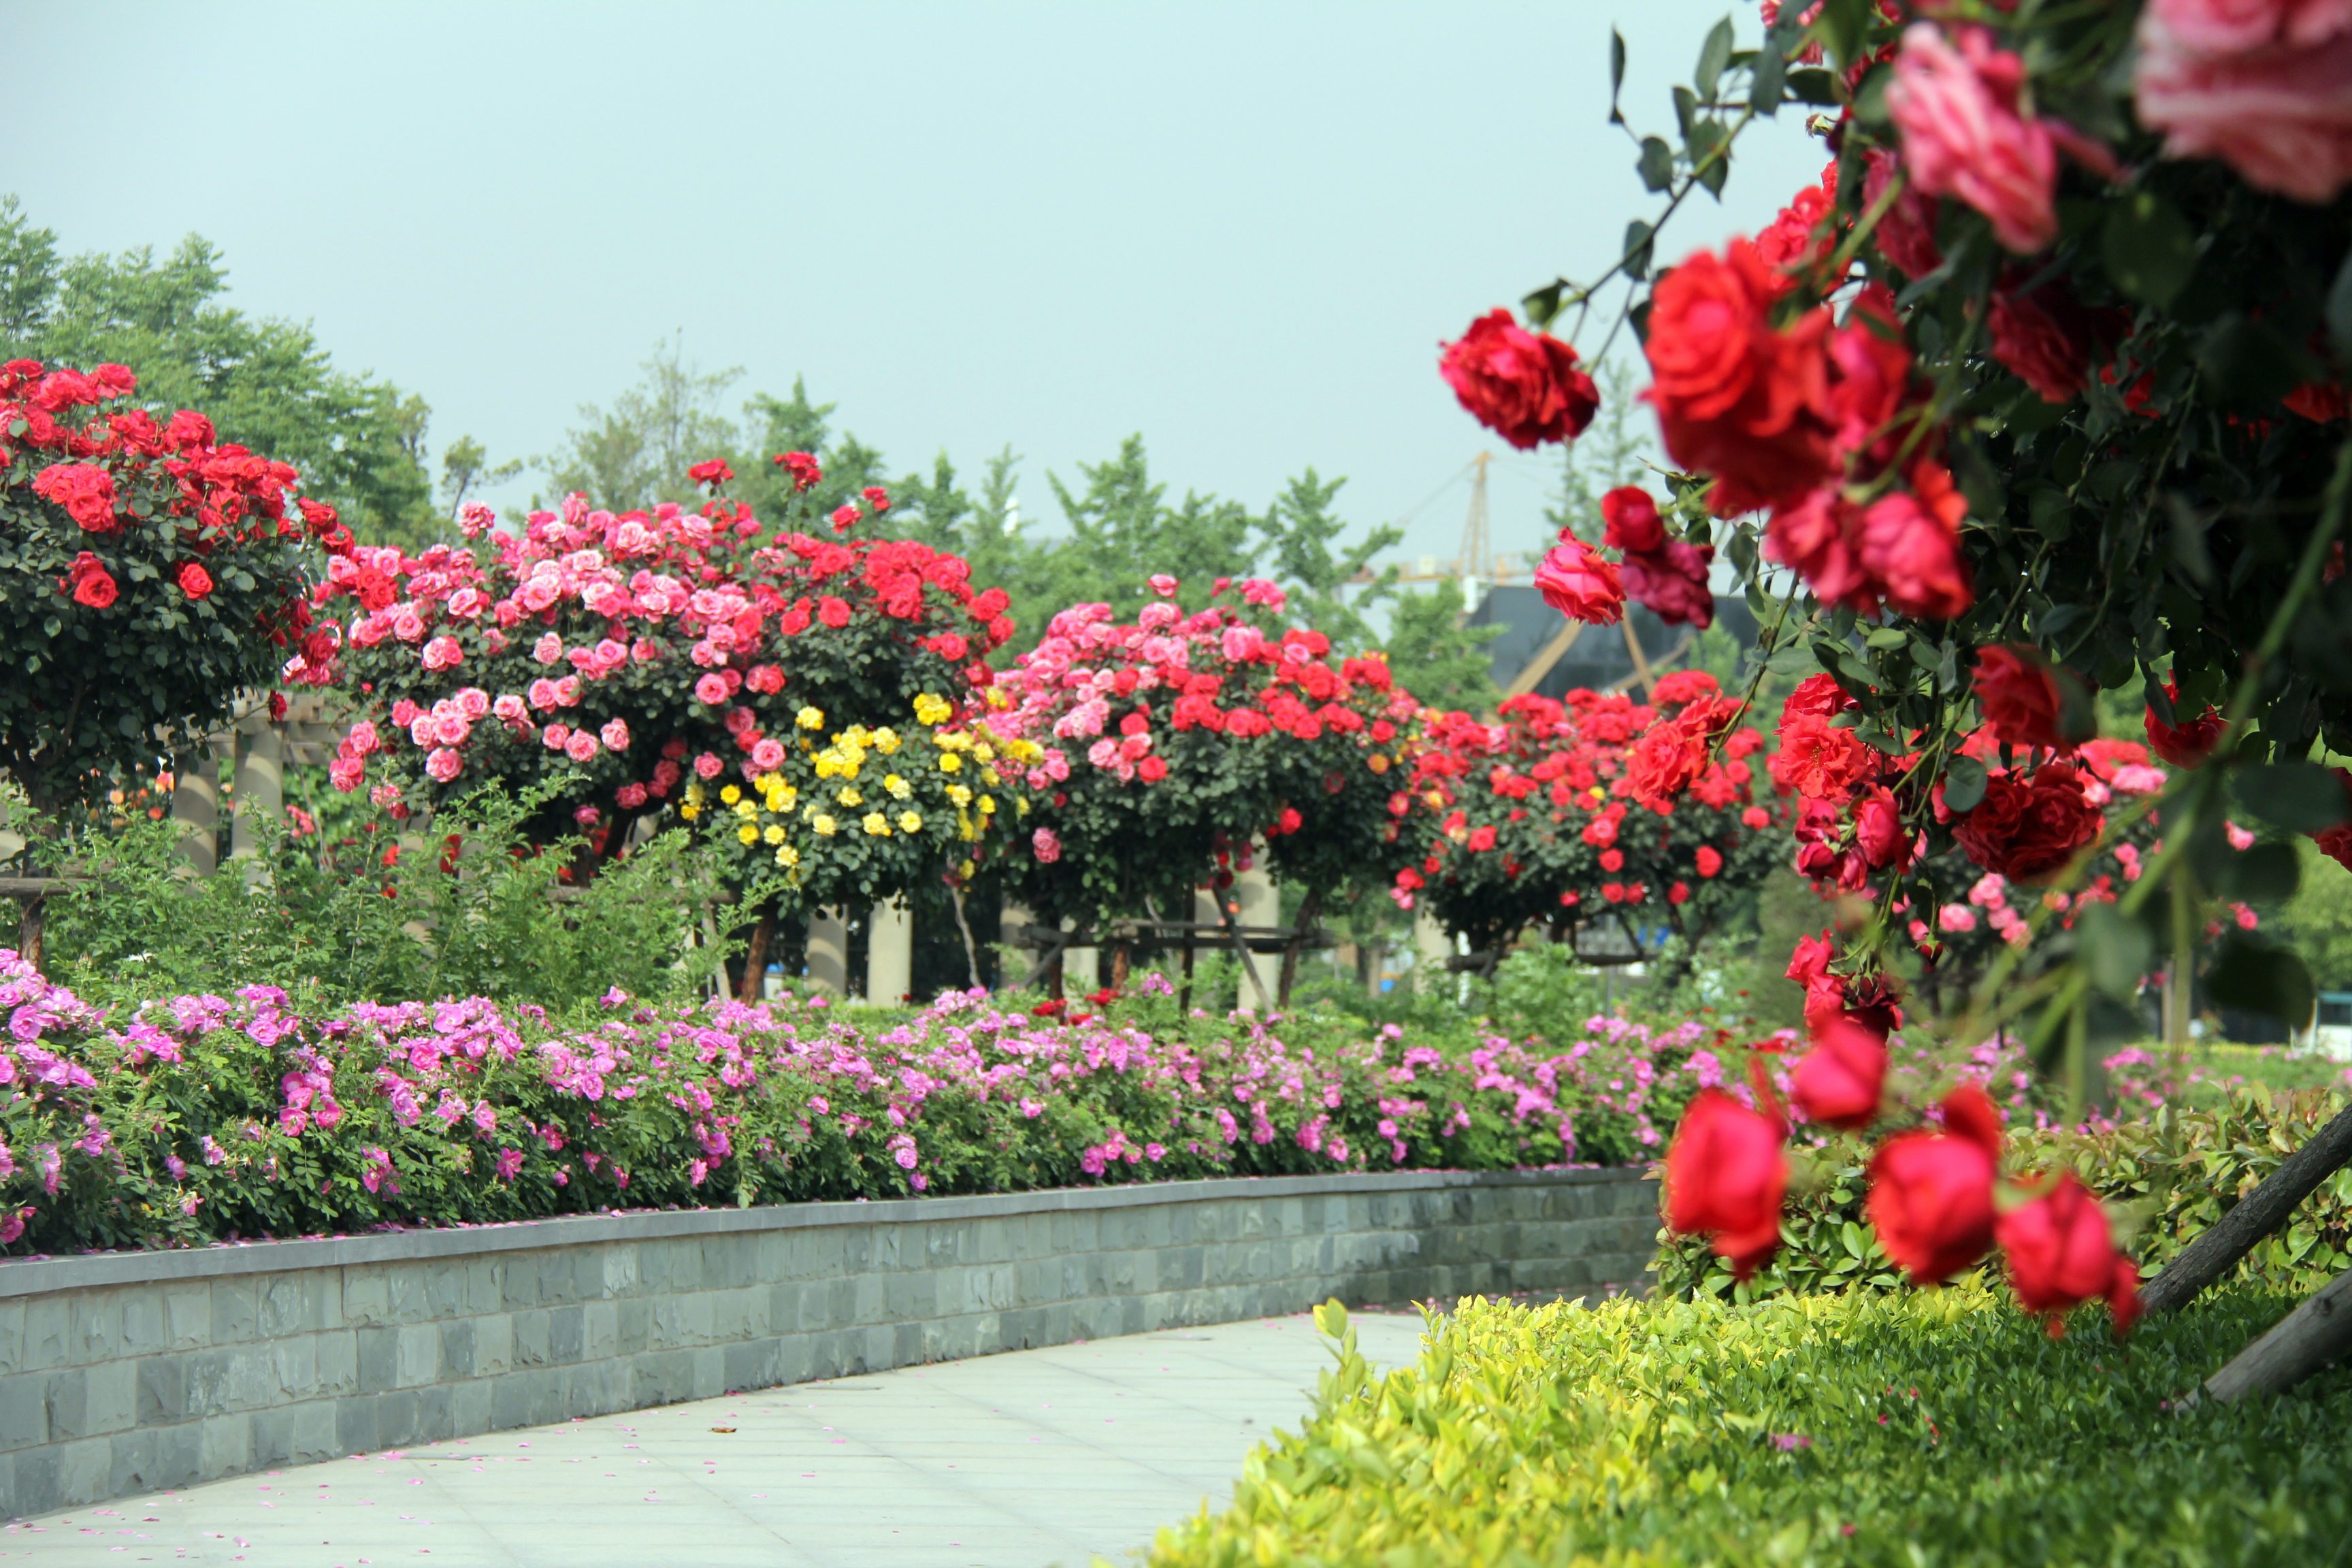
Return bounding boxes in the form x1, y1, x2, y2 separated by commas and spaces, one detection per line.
0, 195, 438, 549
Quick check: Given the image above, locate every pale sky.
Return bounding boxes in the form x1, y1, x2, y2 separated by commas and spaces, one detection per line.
6, 0, 1823, 568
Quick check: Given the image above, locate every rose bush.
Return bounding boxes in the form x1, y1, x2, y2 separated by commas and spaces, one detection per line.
0, 359, 340, 817
1392, 672, 1783, 969
1443, 0, 2352, 1340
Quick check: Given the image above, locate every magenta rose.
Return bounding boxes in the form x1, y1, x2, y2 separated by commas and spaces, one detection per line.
2136, 0, 2352, 203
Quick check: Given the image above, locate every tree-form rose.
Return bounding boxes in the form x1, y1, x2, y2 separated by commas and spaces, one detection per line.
1791, 1013, 1889, 1130
1886, 23, 2059, 255
1664, 1088, 1788, 1281
1438, 308, 1601, 450
1533, 534, 1624, 625
1644, 242, 1835, 517
1865, 1083, 2003, 1284
1995, 1170, 2141, 1336
2136, 0, 2352, 205
1972, 644, 2068, 751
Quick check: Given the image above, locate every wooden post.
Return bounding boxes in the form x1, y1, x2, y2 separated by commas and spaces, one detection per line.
867, 896, 913, 1005
806, 906, 849, 996
736, 904, 776, 1004
1412, 909, 1450, 994
172, 747, 219, 877
230, 716, 282, 861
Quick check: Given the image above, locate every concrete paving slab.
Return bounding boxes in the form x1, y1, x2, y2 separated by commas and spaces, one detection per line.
0, 1311, 1429, 1568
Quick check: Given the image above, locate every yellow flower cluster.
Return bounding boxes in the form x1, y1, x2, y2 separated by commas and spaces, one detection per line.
676, 695, 1043, 876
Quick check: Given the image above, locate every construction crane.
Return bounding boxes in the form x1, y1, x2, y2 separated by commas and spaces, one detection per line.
1354, 453, 1531, 598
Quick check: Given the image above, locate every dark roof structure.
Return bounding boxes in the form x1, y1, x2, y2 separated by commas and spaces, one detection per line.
1466, 586, 1763, 700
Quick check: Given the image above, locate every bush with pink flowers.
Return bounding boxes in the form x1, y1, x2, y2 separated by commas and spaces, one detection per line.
317, 463, 1034, 915
0, 947, 1733, 1256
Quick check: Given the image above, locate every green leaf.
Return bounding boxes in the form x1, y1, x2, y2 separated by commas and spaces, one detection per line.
1942, 755, 1989, 813
1638, 136, 1676, 193
1785, 67, 1840, 105
2198, 313, 2317, 408
2330, 248, 2352, 363
1610, 27, 1627, 99
2234, 762, 2352, 833
1622, 220, 1656, 282
1695, 14, 1734, 100
2074, 901, 2153, 1001
2206, 933, 2317, 1030
2219, 840, 2302, 904
1691, 122, 1729, 197
2103, 191, 2198, 308
1672, 85, 1699, 138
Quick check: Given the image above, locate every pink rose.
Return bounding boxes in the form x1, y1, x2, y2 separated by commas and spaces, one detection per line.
493, 693, 526, 723
616, 783, 649, 808
751, 738, 785, 771
391, 607, 427, 642
533, 632, 564, 664
1886, 24, 2057, 255
600, 719, 631, 751
1858, 463, 1974, 621
1533, 534, 1625, 625
527, 678, 560, 710
1032, 827, 1062, 864
543, 723, 572, 751
694, 673, 729, 705
455, 687, 490, 719
566, 732, 600, 763
2136, 0, 2352, 203
693, 751, 724, 779
426, 747, 463, 783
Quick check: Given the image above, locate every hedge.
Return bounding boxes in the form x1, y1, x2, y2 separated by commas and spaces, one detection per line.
1146, 1287, 2352, 1567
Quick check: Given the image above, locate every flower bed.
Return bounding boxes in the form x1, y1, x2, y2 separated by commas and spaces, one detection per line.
0, 949, 1729, 1257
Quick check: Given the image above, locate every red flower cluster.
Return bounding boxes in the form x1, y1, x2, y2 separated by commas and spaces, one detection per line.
1944, 762, 2103, 882
1641, 225, 1972, 621
1602, 487, 1715, 628
1439, 309, 1601, 451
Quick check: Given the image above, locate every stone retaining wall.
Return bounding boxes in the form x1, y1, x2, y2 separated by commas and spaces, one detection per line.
0, 1166, 1658, 1518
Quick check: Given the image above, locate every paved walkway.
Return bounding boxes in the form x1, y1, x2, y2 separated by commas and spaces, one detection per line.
0, 1311, 1429, 1568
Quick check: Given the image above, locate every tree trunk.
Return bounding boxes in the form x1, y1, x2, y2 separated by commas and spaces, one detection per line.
1218, 892, 1273, 1013
14, 893, 42, 974
1277, 888, 1322, 1011
735, 906, 776, 1004
2140, 1101, 2352, 1316
2205, 1267, 2352, 1401
1108, 940, 1130, 993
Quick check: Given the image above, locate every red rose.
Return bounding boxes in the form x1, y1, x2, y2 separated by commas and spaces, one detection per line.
1644, 240, 1835, 517
1137, 755, 1168, 783
1765, 487, 1875, 611
1823, 284, 1916, 467
1791, 1013, 1888, 1130
1619, 540, 1716, 628
178, 561, 214, 600
1858, 461, 1974, 619
1466, 825, 1497, 851
1950, 762, 2101, 881
1988, 275, 2093, 403
1438, 308, 1600, 450
1665, 1088, 1788, 1281
1995, 1170, 2139, 1337
687, 458, 734, 489
817, 596, 852, 629
1601, 487, 1666, 554
1695, 845, 1724, 877
1972, 644, 2065, 751
1863, 147, 1943, 279
2144, 680, 2223, 768
1627, 726, 1705, 805
31, 461, 120, 532
1865, 1083, 2002, 1284
2309, 767, 2352, 872
1851, 784, 1910, 870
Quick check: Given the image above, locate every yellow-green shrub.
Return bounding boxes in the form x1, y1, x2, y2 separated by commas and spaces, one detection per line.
1145, 1288, 2352, 1567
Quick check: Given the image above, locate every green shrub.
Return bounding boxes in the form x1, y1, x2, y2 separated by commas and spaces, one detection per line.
1654, 1088, 2352, 1305
35, 783, 735, 1012
1145, 1288, 2352, 1567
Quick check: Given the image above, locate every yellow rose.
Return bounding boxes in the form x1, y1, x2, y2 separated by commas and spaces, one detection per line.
980, 767, 1001, 786
1014, 796, 1030, 818
863, 812, 890, 836
947, 783, 972, 807
734, 798, 757, 819
813, 814, 838, 836
898, 811, 923, 834
972, 741, 995, 762
774, 844, 799, 867
874, 728, 900, 754
737, 823, 759, 845
914, 693, 952, 726
837, 787, 863, 807
797, 706, 825, 730
978, 795, 996, 816
721, 785, 742, 805
685, 781, 707, 806
681, 802, 701, 822
763, 824, 787, 845
1369, 753, 1390, 774
754, 772, 781, 793
884, 773, 911, 799
938, 753, 962, 774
